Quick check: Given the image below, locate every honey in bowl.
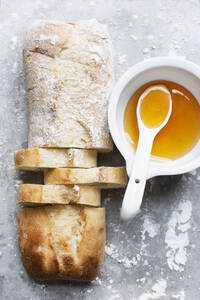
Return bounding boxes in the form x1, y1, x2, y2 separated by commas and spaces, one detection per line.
139, 85, 170, 128
124, 80, 200, 159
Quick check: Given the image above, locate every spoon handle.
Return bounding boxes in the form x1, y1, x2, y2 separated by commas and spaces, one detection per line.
120, 133, 154, 222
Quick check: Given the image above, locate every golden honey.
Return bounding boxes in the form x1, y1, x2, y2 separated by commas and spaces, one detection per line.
140, 85, 170, 128
124, 80, 200, 159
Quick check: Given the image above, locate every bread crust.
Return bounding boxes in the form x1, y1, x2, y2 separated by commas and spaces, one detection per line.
44, 167, 128, 188
24, 20, 114, 151
18, 205, 105, 281
18, 184, 101, 207
14, 148, 97, 170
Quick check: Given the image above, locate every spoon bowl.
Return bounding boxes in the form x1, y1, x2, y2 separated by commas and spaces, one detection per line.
137, 85, 172, 135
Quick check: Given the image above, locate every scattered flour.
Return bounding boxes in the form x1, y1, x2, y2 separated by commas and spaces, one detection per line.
165, 200, 192, 272
10, 36, 18, 50
142, 216, 160, 239
132, 14, 138, 20
105, 216, 160, 269
141, 216, 160, 252
168, 47, 186, 60
105, 243, 138, 268
118, 54, 127, 65
130, 34, 138, 41
12, 62, 18, 74
172, 290, 185, 300
147, 34, 154, 40
38, 34, 59, 45
138, 279, 167, 300
168, 48, 178, 57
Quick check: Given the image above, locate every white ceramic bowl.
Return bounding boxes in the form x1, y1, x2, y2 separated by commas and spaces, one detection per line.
108, 57, 200, 179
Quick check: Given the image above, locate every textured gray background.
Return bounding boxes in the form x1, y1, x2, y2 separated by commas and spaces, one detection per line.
0, 0, 200, 299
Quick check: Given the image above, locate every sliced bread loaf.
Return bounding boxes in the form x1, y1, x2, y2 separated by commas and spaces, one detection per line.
18, 184, 100, 207
44, 167, 127, 188
14, 148, 97, 170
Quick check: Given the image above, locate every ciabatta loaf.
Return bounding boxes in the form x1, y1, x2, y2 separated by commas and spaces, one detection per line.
18, 205, 105, 281
18, 184, 100, 207
44, 167, 127, 188
24, 19, 114, 151
14, 148, 97, 170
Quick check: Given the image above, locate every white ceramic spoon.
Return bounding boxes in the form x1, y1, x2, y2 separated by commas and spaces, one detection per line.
120, 85, 172, 223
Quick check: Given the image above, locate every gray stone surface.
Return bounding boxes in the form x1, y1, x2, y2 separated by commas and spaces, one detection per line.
0, 0, 200, 299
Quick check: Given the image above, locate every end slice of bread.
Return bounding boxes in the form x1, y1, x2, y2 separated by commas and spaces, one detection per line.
14, 148, 97, 170
18, 205, 105, 281
18, 184, 100, 207
44, 167, 128, 188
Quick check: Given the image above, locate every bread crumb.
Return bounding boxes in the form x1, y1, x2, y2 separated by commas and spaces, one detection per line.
95, 277, 102, 285
143, 48, 149, 54
104, 196, 111, 205
15, 179, 23, 185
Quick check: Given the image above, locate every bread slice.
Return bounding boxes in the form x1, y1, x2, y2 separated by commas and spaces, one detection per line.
18, 205, 105, 281
18, 184, 100, 207
24, 20, 114, 152
14, 148, 97, 170
44, 167, 127, 188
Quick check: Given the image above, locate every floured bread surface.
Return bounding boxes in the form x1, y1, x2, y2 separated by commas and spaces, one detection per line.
14, 148, 97, 170
18, 205, 105, 281
18, 184, 101, 207
44, 166, 128, 188
24, 19, 114, 152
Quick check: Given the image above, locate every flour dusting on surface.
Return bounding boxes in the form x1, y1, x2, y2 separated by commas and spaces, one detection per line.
138, 279, 167, 300
172, 290, 185, 300
142, 216, 160, 239
105, 243, 139, 268
141, 216, 160, 252
165, 200, 192, 272
118, 54, 127, 65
